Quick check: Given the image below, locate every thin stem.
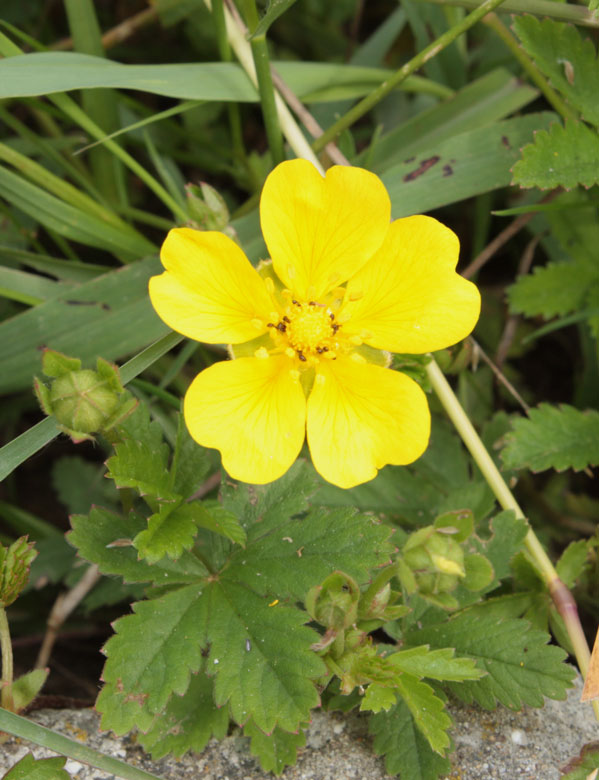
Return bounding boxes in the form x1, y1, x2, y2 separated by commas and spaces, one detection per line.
416, 0, 599, 28
426, 358, 599, 717
239, 0, 284, 166
483, 13, 578, 123
312, 0, 508, 154
0, 606, 14, 711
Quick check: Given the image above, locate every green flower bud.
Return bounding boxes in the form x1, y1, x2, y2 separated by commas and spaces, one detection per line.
34, 349, 137, 443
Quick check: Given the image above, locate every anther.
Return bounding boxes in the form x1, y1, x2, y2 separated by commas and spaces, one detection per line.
282, 316, 290, 323
276, 322, 287, 332
298, 352, 307, 362
267, 322, 274, 328
332, 323, 340, 333
292, 299, 301, 307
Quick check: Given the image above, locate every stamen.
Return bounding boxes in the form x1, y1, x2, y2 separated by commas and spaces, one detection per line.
285, 347, 296, 359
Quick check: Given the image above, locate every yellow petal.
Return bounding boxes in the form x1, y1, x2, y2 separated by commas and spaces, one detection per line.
149, 228, 273, 344
184, 356, 306, 484
260, 159, 390, 300
307, 359, 430, 488
343, 216, 480, 353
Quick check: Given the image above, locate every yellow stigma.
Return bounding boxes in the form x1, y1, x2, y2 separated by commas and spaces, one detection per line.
286, 303, 332, 353
267, 299, 342, 363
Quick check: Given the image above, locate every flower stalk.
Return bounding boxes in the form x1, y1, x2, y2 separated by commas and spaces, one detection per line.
426, 358, 599, 718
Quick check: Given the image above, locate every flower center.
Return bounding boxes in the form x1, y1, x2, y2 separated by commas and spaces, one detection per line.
267, 299, 340, 362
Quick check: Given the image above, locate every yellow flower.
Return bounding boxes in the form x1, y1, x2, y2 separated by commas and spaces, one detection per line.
149, 159, 480, 489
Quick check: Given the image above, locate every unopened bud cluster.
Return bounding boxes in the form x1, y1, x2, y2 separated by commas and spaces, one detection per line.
34, 349, 136, 442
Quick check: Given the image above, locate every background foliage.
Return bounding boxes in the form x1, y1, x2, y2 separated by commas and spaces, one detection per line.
0, 1, 598, 778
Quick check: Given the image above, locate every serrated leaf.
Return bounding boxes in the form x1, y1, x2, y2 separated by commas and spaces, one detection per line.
370, 698, 452, 779
360, 683, 398, 713
393, 674, 451, 755
68, 507, 208, 584
512, 121, 599, 190
462, 553, 494, 591
222, 459, 317, 536
387, 646, 484, 682
231, 506, 393, 601
501, 404, 599, 472
244, 720, 306, 776
106, 438, 175, 500
508, 259, 596, 320
171, 421, 212, 499
11, 668, 48, 712
97, 584, 209, 734
2, 754, 69, 780
556, 540, 590, 588
512, 16, 599, 127
252, 0, 298, 37
474, 511, 528, 585
561, 742, 599, 780
133, 501, 201, 564
0, 536, 37, 607
198, 502, 247, 547
139, 671, 229, 759
405, 612, 575, 710
206, 580, 324, 734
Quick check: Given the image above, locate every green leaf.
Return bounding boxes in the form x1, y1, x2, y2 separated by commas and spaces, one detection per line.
507, 258, 597, 319
106, 438, 175, 500
206, 580, 324, 734
360, 683, 398, 713
0, 52, 444, 104
68, 507, 208, 584
0, 257, 168, 395
139, 672, 229, 759
97, 584, 209, 734
358, 68, 538, 174
197, 502, 247, 547
501, 404, 599, 472
0, 165, 154, 258
133, 502, 201, 564
387, 646, 484, 682
556, 540, 590, 589
512, 120, 599, 190
231, 506, 393, 601
561, 742, 599, 780
244, 720, 306, 776
252, 0, 299, 37
472, 511, 528, 585
2, 754, 69, 780
393, 674, 451, 755
370, 699, 452, 779
382, 113, 556, 217
170, 422, 212, 499
512, 16, 599, 127
405, 612, 575, 709
222, 460, 318, 535
0, 536, 37, 607
10, 668, 48, 712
